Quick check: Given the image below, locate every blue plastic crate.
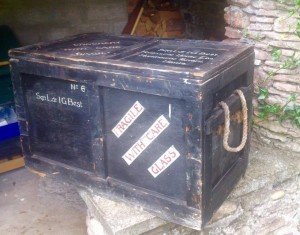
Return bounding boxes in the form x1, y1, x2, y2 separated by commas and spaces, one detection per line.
0, 105, 20, 141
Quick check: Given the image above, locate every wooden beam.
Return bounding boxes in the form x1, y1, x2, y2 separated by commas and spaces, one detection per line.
131, 6, 144, 35
122, 0, 146, 35
0, 61, 9, 67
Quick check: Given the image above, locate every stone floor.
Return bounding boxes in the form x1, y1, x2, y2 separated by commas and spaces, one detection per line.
204, 175, 300, 234
0, 144, 299, 234
203, 145, 300, 234
0, 168, 86, 235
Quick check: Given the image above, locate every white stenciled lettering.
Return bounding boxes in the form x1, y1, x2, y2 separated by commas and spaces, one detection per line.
122, 115, 170, 165
58, 96, 67, 105
63, 46, 121, 52
35, 92, 57, 103
133, 48, 220, 66
70, 84, 86, 93
70, 84, 79, 90
75, 52, 106, 56
35, 92, 83, 109
148, 145, 180, 178
66, 98, 83, 108
73, 41, 120, 46
112, 101, 145, 138
58, 96, 83, 108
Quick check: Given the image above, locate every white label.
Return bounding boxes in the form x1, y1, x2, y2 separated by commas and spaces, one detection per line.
122, 115, 170, 165
148, 145, 180, 178
112, 101, 145, 138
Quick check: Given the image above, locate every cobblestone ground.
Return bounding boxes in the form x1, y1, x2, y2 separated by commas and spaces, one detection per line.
203, 175, 300, 235
202, 145, 300, 235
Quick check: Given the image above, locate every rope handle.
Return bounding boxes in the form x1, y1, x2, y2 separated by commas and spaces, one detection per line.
219, 89, 248, 153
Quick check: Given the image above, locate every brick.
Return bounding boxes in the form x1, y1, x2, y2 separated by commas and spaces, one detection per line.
250, 16, 275, 23
243, 6, 280, 17
264, 31, 300, 42
264, 60, 282, 68
252, 0, 277, 10
227, 0, 251, 7
255, 118, 300, 137
268, 40, 300, 51
249, 23, 273, 31
254, 67, 268, 80
254, 42, 271, 51
263, 65, 299, 75
281, 49, 296, 57
254, 49, 269, 60
274, 17, 298, 33
273, 82, 300, 93
272, 75, 300, 85
247, 30, 266, 40
225, 26, 243, 39
275, 2, 298, 11
224, 6, 250, 28
268, 87, 300, 104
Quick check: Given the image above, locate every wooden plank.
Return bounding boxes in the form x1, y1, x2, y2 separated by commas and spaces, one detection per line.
131, 6, 145, 35
0, 61, 9, 67
122, 0, 146, 35
0, 155, 25, 174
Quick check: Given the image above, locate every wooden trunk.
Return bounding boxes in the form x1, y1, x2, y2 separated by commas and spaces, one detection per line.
9, 33, 254, 230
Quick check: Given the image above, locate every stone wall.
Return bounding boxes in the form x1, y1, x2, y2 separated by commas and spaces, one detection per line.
0, 0, 127, 45
224, 0, 300, 153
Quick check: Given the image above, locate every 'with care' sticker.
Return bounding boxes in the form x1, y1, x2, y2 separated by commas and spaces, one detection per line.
122, 115, 170, 165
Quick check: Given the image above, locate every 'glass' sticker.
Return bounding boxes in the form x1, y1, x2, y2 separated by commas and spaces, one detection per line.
148, 145, 180, 178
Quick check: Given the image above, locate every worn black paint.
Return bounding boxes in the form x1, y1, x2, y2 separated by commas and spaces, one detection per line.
10, 33, 254, 230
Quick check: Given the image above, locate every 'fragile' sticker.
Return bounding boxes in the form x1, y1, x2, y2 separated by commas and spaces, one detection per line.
112, 101, 145, 138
